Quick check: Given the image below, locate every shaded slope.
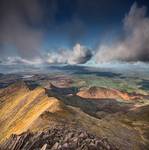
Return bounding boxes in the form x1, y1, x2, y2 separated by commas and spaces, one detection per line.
46, 88, 149, 149
123, 105, 149, 144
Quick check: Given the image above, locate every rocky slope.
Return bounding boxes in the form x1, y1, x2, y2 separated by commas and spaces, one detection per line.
0, 125, 117, 150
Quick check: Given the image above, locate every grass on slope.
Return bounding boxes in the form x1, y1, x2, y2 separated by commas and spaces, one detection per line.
0, 85, 61, 143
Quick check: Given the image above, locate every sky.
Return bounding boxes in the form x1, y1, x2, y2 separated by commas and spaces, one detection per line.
0, 0, 149, 66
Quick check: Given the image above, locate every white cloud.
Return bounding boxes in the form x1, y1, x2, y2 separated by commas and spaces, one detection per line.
1, 43, 92, 66
46, 43, 92, 65
95, 2, 149, 63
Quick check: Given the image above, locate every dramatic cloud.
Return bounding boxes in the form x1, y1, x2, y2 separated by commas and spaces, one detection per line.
46, 43, 92, 65
1, 1, 148, 66
1, 43, 92, 65
95, 3, 149, 63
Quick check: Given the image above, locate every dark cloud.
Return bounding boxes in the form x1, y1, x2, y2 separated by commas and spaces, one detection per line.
0, 0, 44, 59
0, 0, 88, 60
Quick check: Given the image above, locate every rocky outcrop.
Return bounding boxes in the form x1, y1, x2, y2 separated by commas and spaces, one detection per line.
0, 126, 117, 150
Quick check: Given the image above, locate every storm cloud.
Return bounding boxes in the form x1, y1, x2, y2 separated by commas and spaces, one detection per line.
95, 3, 149, 63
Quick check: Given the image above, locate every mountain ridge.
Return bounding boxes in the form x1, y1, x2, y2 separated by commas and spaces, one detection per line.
0, 81, 148, 149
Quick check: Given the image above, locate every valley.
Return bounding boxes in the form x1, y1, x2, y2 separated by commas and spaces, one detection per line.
0, 66, 149, 149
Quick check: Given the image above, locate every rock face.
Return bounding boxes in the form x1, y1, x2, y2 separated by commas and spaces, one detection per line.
77, 86, 144, 100
0, 126, 117, 150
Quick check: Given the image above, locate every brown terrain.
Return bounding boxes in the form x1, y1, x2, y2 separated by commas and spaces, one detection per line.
77, 86, 146, 100
0, 81, 149, 150
0, 81, 117, 149
1, 126, 117, 150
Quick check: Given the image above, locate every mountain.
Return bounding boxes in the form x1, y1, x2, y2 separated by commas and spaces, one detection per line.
0, 81, 149, 149
77, 86, 145, 100
0, 81, 117, 149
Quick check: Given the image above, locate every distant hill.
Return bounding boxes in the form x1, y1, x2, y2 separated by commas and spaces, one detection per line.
77, 86, 146, 101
